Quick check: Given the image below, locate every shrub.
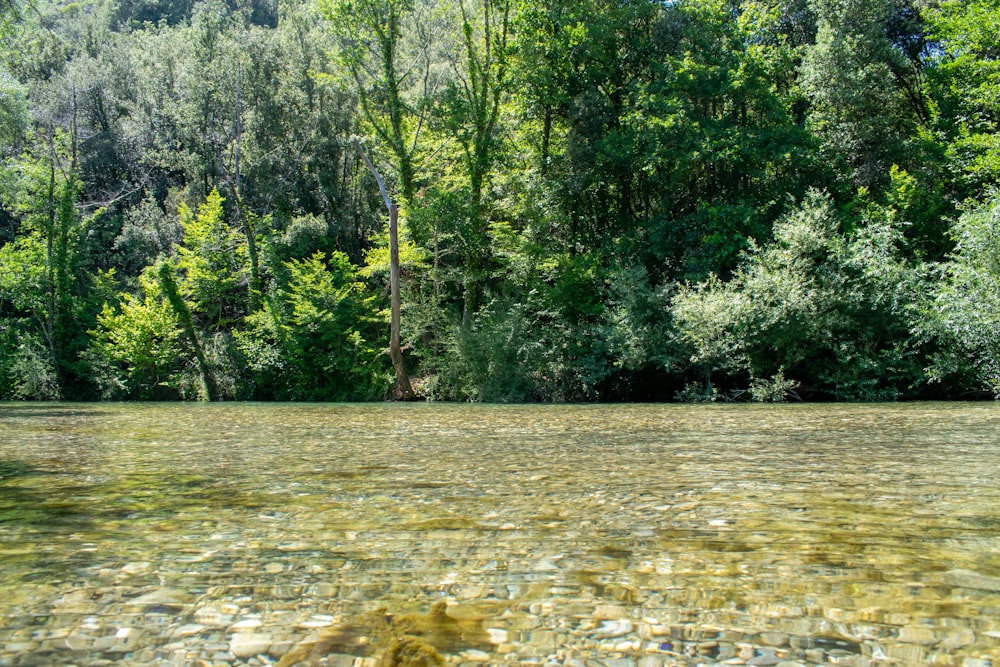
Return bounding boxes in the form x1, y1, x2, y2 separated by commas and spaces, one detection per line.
672, 189, 928, 400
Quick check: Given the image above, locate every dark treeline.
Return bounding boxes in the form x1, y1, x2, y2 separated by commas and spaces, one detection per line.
0, 0, 997, 402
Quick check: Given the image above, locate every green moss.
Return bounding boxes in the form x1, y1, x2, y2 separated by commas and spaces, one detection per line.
379, 637, 445, 667
0, 460, 32, 480
0, 508, 49, 524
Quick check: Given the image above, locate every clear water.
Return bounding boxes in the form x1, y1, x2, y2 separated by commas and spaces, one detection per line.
1, 402, 999, 666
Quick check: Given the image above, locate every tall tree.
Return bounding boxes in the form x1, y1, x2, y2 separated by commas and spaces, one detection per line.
510, 0, 584, 176
320, 0, 442, 209
925, 0, 1000, 197
447, 0, 510, 211
623, 0, 816, 277
1, 131, 91, 394
439, 0, 511, 314
800, 0, 928, 192
354, 139, 415, 399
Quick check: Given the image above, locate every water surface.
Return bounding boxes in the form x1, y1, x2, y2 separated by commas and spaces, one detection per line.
1, 403, 998, 666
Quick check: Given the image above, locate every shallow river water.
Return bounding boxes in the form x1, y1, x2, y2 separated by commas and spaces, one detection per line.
0, 402, 999, 667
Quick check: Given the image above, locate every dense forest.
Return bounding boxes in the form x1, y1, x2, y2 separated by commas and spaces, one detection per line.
0, 0, 997, 402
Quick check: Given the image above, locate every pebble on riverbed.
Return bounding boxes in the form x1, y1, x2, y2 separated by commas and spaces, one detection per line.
4, 407, 1000, 667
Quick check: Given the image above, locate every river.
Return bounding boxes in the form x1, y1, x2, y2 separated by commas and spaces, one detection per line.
0, 402, 998, 666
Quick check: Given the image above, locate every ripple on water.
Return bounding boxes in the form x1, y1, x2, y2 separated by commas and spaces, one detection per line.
0, 402, 999, 665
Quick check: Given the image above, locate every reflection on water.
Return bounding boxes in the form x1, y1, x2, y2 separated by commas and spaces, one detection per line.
1, 403, 999, 666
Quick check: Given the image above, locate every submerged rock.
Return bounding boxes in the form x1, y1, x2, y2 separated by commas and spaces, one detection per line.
120, 562, 153, 577
125, 588, 194, 607
592, 619, 633, 639
229, 631, 272, 658
942, 569, 1000, 592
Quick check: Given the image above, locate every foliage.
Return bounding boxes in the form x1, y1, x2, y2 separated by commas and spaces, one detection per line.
672, 190, 928, 401
924, 193, 1000, 397
174, 188, 246, 328
0, 70, 27, 148
1, 131, 96, 395
423, 245, 678, 402
800, 0, 928, 192
318, 0, 429, 207
924, 0, 1000, 197
85, 271, 184, 400
0, 0, 997, 401
0, 324, 61, 400
236, 251, 390, 400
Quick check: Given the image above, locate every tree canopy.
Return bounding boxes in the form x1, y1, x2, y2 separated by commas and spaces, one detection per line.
1, 0, 998, 401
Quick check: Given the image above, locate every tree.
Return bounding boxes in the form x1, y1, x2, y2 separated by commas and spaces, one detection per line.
925, 193, 1000, 397
236, 250, 388, 400
1, 131, 92, 394
0, 232, 62, 399
800, 0, 928, 192
92, 190, 247, 401
0, 70, 27, 150
672, 189, 928, 400
173, 188, 247, 328
510, 0, 585, 176
86, 271, 184, 399
446, 0, 511, 211
924, 0, 1000, 197
437, 0, 512, 313
2, 0, 996, 401
319, 0, 439, 208
626, 0, 817, 277
354, 139, 415, 399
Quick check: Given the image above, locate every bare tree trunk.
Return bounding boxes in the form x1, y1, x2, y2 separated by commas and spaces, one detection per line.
353, 139, 416, 400
386, 202, 415, 399
233, 60, 262, 312
158, 262, 218, 401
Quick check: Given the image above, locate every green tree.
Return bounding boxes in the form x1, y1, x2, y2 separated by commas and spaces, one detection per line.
0, 234, 61, 399
319, 0, 438, 208
800, 0, 929, 192
509, 0, 586, 176
446, 0, 511, 212
628, 0, 817, 277
173, 188, 247, 328
672, 189, 928, 400
85, 271, 184, 399
925, 0, 1000, 197
435, 0, 512, 314
924, 193, 1000, 397
1, 131, 93, 395
0, 323, 62, 399
237, 250, 389, 400
0, 70, 27, 150
88, 190, 248, 401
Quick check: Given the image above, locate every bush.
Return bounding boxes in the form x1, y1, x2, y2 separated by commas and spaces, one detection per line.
671, 189, 928, 400
0, 325, 61, 400
235, 251, 390, 400
924, 192, 1000, 397
85, 273, 184, 400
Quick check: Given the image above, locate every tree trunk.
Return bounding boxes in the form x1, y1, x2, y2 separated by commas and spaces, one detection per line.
233, 61, 262, 313
353, 139, 416, 400
158, 262, 217, 401
387, 202, 415, 400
